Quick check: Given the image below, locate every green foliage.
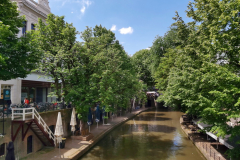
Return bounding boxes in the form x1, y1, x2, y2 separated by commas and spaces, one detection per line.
148, 27, 180, 75
153, 0, 240, 158
154, 47, 182, 91
0, 0, 42, 80
33, 13, 79, 99
131, 49, 155, 87
64, 25, 146, 119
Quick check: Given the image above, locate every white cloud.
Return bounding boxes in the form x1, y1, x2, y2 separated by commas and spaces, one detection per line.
146, 48, 150, 50
80, 6, 86, 13
111, 25, 117, 31
83, 0, 92, 6
61, 0, 69, 6
54, 0, 92, 17
119, 27, 133, 34
120, 42, 125, 44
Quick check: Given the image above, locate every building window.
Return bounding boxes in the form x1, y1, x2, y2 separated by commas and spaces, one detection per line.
0, 143, 5, 156
22, 21, 27, 34
31, 24, 35, 30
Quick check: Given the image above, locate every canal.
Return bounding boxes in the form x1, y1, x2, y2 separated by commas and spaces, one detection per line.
80, 108, 205, 160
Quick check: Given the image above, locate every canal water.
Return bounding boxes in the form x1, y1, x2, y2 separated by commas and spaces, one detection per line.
80, 109, 205, 160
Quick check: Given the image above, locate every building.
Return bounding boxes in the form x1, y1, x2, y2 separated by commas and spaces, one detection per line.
0, 0, 57, 105
0, 1, 74, 159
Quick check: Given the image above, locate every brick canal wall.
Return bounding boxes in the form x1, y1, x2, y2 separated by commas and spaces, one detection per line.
0, 109, 72, 160
180, 117, 228, 160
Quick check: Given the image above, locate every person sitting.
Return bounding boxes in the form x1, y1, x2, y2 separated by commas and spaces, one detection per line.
24, 98, 29, 105
23, 98, 30, 108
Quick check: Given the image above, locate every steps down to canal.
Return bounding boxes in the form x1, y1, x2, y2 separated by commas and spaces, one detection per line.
11, 108, 55, 147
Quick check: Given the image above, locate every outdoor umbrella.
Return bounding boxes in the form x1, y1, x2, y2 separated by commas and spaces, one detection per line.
95, 105, 100, 128
70, 108, 77, 135
6, 142, 15, 160
87, 107, 92, 132
102, 106, 105, 125
54, 112, 64, 156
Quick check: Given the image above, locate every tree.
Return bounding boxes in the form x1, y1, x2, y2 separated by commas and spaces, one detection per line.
148, 27, 180, 75
131, 49, 155, 88
186, 0, 240, 73
65, 25, 145, 120
154, 47, 181, 92
33, 13, 79, 99
0, 0, 42, 80
157, 0, 240, 158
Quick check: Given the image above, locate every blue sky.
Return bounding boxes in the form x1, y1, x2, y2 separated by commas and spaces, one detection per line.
49, 0, 192, 56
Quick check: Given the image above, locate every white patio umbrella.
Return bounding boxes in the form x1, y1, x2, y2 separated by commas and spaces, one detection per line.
70, 108, 77, 136
55, 112, 64, 157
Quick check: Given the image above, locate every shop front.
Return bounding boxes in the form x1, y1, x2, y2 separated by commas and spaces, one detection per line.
21, 80, 57, 103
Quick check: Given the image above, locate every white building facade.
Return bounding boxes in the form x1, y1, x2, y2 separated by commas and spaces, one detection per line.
0, 0, 56, 104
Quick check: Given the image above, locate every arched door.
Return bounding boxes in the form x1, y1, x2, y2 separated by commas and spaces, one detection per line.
27, 135, 33, 154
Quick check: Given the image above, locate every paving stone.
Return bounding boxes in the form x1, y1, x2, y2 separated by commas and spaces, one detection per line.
21, 107, 152, 160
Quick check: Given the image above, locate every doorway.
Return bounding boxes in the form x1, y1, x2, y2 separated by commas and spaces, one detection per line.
27, 135, 33, 154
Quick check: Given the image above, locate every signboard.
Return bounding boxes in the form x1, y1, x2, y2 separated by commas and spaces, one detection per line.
3, 89, 10, 100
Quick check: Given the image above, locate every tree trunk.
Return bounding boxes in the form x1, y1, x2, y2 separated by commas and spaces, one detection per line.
54, 77, 61, 101
80, 120, 85, 134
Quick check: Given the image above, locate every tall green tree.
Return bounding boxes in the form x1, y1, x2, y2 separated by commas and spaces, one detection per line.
65, 25, 145, 118
131, 49, 155, 88
157, 0, 240, 158
0, 0, 41, 80
148, 27, 179, 75
154, 14, 192, 92
33, 13, 79, 99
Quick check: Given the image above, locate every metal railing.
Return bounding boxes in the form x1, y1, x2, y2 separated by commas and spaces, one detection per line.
12, 108, 56, 146
9, 102, 66, 113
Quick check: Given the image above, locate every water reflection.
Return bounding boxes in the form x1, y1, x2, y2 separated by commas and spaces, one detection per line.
80, 109, 205, 160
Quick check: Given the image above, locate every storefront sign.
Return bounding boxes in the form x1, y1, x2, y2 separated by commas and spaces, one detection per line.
3, 89, 10, 100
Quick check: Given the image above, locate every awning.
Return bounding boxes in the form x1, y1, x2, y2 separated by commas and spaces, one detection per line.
193, 119, 236, 149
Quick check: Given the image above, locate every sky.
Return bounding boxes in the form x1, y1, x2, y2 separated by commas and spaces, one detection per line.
48, 0, 193, 56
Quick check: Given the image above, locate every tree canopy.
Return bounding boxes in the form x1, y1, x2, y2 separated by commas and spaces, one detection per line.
0, 0, 41, 80
33, 15, 146, 120
65, 25, 146, 117
135, 0, 240, 158
131, 49, 154, 88
33, 13, 78, 99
